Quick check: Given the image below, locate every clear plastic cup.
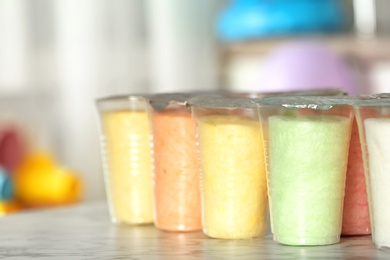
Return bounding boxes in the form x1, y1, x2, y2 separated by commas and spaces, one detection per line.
148, 94, 202, 232
354, 97, 390, 249
190, 97, 268, 239
96, 95, 154, 225
254, 96, 354, 246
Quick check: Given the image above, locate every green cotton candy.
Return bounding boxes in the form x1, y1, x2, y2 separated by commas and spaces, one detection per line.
268, 115, 351, 246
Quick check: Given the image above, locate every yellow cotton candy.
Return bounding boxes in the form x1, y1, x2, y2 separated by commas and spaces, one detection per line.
198, 115, 267, 239
101, 110, 153, 225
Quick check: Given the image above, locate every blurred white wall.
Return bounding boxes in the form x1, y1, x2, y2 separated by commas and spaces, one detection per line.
147, 0, 221, 93
0, 0, 30, 93
55, 0, 107, 200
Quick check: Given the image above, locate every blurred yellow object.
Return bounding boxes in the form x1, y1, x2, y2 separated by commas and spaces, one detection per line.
16, 152, 56, 171
0, 201, 21, 215
14, 153, 82, 207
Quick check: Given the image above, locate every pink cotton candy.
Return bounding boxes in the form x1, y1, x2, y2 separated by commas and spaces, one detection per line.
342, 120, 370, 235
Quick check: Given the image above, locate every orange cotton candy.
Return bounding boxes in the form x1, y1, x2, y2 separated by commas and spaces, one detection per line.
342, 119, 370, 235
152, 108, 202, 232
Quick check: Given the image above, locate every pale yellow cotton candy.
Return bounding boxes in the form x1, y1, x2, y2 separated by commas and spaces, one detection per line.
101, 110, 153, 225
198, 115, 267, 239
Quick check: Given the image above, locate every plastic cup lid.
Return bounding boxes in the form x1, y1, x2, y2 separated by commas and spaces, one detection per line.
149, 92, 223, 111
252, 96, 357, 110
188, 96, 256, 109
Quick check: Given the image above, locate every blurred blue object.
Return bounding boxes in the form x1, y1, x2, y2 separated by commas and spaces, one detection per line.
217, 0, 347, 41
0, 168, 13, 201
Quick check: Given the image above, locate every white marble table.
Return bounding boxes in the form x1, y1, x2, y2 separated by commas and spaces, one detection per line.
0, 201, 388, 259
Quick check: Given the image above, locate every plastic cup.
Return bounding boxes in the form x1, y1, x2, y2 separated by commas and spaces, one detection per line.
341, 117, 370, 235
254, 96, 354, 246
354, 97, 390, 249
96, 95, 154, 225
190, 97, 267, 239
148, 94, 202, 232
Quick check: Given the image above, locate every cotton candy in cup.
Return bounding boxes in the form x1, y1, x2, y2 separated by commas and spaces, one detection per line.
190, 97, 268, 239
354, 98, 390, 249
96, 95, 154, 225
254, 96, 354, 246
149, 94, 202, 232
342, 119, 370, 235
364, 119, 390, 248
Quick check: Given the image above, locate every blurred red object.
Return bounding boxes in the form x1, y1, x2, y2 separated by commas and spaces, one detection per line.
0, 128, 25, 173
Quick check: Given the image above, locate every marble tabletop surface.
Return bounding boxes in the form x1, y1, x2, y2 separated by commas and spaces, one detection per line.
0, 201, 389, 260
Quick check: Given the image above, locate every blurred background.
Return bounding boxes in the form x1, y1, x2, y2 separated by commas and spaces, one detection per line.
0, 0, 390, 211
